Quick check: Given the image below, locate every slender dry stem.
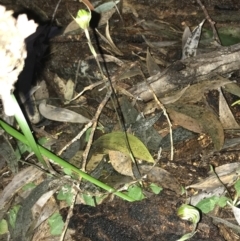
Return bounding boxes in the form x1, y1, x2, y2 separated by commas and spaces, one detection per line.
69, 80, 104, 103
82, 89, 112, 171
196, 0, 221, 44
141, 73, 174, 160
57, 121, 93, 156
59, 184, 79, 241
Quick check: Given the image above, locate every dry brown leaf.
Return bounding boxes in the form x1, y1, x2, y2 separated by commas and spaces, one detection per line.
160, 86, 190, 105
35, 80, 49, 100
168, 104, 224, 150
219, 88, 240, 129
223, 82, 240, 98
63, 20, 82, 35
86, 153, 105, 173
86, 54, 123, 66
146, 48, 161, 76
109, 150, 133, 177
143, 35, 177, 48
32, 191, 58, 230
143, 86, 190, 114
178, 78, 231, 104
64, 79, 75, 102
39, 101, 90, 123
168, 108, 203, 133
139, 165, 182, 194
52, 75, 75, 104
187, 163, 240, 191
105, 21, 123, 55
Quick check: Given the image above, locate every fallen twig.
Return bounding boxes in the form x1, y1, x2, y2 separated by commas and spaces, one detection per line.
82, 89, 112, 171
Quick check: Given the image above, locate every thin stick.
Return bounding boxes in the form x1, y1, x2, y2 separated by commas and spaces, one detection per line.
57, 121, 93, 156
142, 73, 174, 160
59, 184, 79, 241
196, 0, 221, 45
82, 89, 112, 171
69, 80, 104, 103
51, 0, 62, 23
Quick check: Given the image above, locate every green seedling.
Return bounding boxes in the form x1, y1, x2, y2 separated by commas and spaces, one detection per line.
48, 212, 64, 236
126, 184, 145, 201
22, 182, 36, 191
149, 183, 163, 194
80, 193, 107, 206
0, 219, 8, 235
85, 126, 104, 142
195, 170, 240, 225
196, 168, 240, 214
196, 195, 229, 214
10, 94, 47, 168
8, 205, 21, 229
57, 184, 73, 206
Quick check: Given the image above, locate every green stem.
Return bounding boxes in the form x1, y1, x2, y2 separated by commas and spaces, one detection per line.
85, 29, 105, 78
0, 119, 135, 202
12, 94, 47, 168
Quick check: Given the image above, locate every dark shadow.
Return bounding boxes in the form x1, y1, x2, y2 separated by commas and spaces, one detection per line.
13, 8, 61, 114
90, 10, 101, 29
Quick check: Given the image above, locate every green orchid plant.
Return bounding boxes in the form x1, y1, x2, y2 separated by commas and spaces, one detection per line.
177, 204, 200, 241
73, 9, 105, 78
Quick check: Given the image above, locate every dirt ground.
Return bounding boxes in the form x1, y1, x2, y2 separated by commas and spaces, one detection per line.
2, 0, 240, 240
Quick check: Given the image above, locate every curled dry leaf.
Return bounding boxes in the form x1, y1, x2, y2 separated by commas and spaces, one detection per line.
105, 21, 123, 55
182, 19, 205, 59
53, 74, 75, 102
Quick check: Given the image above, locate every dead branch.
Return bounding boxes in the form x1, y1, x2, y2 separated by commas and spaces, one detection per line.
130, 43, 240, 101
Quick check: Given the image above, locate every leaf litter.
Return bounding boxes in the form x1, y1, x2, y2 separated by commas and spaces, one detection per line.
2, 0, 240, 240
